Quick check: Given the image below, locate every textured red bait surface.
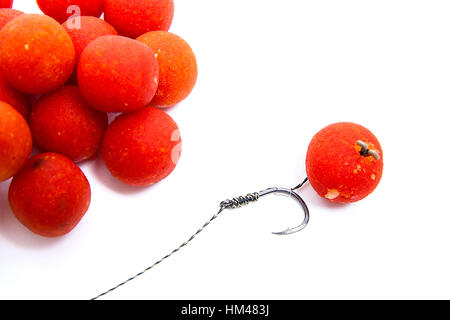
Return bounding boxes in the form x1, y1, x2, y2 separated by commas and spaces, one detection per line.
30, 85, 108, 162
0, 74, 30, 120
77, 35, 159, 113
0, 8, 23, 30
104, 0, 174, 38
62, 16, 117, 67
0, 0, 12, 9
63, 16, 117, 84
102, 107, 182, 187
137, 31, 198, 108
0, 101, 32, 182
37, 0, 104, 23
306, 122, 383, 203
0, 14, 75, 94
8, 153, 91, 237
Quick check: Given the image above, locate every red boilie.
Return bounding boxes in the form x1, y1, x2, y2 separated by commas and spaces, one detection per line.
8, 153, 91, 237
137, 31, 198, 108
102, 107, 182, 187
306, 122, 383, 203
104, 0, 174, 38
30, 85, 108, 162
77, 35, 159, 113
0, 14, 75, 94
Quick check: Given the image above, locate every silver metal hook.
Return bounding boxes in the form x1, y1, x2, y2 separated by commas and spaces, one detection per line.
220, 179, 310, 235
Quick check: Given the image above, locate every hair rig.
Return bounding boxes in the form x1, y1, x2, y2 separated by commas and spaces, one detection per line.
93, 121, 383, 300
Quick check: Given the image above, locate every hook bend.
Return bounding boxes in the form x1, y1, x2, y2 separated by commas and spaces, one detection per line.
258, 187, 310, 235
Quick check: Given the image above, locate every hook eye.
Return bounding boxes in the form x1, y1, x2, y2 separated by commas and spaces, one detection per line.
258, 187, 310, 235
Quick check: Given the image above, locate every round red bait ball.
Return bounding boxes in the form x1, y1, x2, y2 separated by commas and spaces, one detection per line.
78, 35, 159, 113
137, 31, 198, 108
0, 101, 32, 182
102, 107, 182, 186
30, 85, 108, 162
0, 74, 30, 120
8, 153, 91, 237
37, 0, 104, 23
306, 122, 383, 203
104, 0, 174, 38
0, 14, 75, 94
0, 0, 12, 9
0, 8, 23, 30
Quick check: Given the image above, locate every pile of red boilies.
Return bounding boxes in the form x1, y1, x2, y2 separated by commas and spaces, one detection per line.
0, 0, 197, 237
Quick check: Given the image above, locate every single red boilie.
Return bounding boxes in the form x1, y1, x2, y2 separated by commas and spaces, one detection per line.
0, 74, 30, 120
137, 31, 198, 108
102, 107, 182, 186
0, 0, 12, 9
104, 0, 174, 38
8, 153, 91, 237
0, 14, 75, 94
37, 0, 104, 23
0, 8, 23, 30
0, 101, 32, 182
78, 35, 159, 113
30, 85, 108, 162
306, 122, 383, 203
62, 16, 117, 83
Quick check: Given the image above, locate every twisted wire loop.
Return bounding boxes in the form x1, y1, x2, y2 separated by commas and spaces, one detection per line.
91, 206, 226, 300
220, 192, 260, 209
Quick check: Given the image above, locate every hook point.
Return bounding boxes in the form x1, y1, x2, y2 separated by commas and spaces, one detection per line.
259, 186, 310, 236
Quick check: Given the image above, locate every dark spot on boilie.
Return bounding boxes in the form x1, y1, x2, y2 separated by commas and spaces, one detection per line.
32, 158, 46, 169
58, 199, 68, 210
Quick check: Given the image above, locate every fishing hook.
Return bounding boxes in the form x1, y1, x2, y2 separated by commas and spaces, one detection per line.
220, 180, 310, 235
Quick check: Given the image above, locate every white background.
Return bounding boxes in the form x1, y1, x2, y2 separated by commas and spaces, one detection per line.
0, 0, 449, 300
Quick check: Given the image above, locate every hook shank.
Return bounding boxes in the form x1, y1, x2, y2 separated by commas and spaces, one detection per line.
220, 185, 310, 235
